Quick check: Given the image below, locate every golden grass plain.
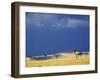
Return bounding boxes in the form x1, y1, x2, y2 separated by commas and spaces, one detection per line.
26, 53, 89, 67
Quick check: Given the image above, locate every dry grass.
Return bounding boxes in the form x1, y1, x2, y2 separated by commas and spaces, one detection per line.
26, 53, 89, 67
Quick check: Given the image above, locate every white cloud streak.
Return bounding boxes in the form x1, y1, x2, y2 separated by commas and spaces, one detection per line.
67, 18, 89, 28
26, 13, 89, 29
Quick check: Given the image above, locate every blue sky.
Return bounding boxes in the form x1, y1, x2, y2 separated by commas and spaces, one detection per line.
26, 12, 89, 57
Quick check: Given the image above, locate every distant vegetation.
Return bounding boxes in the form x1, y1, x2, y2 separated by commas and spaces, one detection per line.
27, 50, 89, 61
72, 48, 77, 53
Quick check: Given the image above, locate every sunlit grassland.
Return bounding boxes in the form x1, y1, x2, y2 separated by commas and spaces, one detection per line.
26, 53, 89, 67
